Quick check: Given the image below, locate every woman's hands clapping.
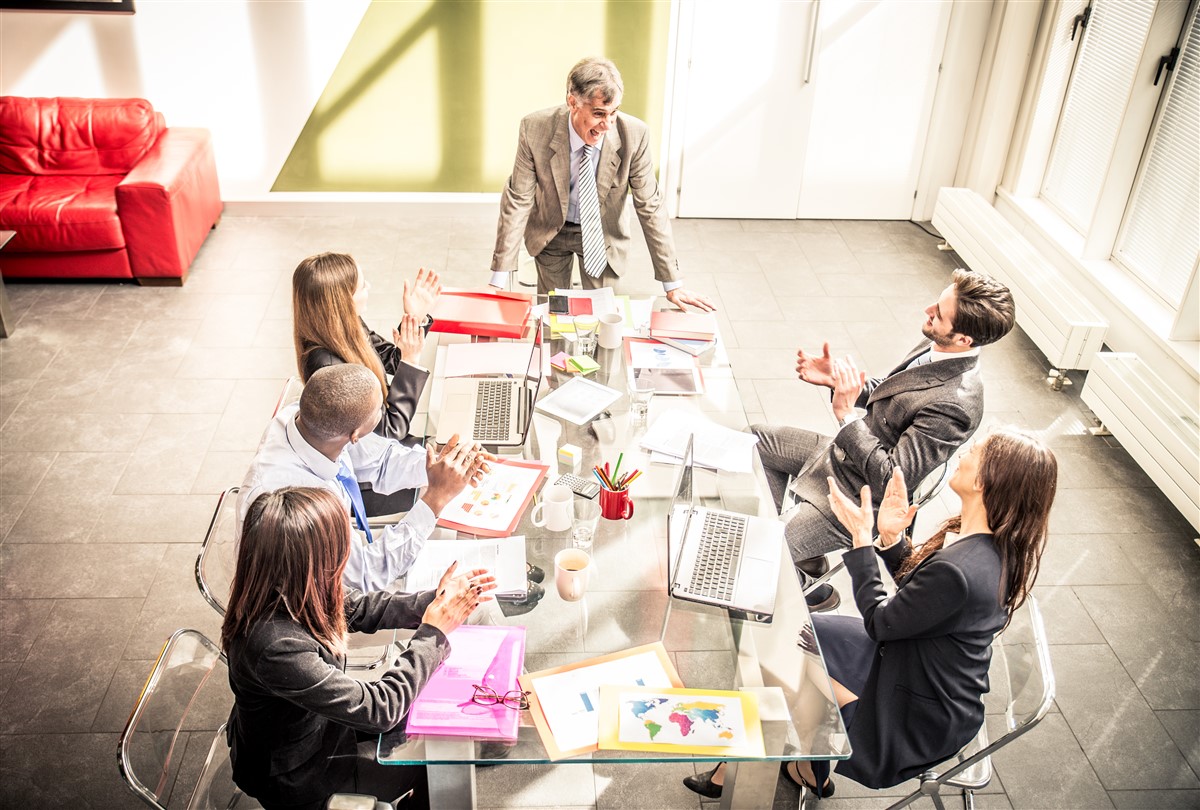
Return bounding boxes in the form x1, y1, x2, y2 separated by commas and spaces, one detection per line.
827, 468, 917, 549
421, 561, 497, 636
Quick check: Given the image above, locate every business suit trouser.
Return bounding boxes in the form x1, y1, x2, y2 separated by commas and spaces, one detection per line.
535, 222, 618, 294
751, 423, 850, 573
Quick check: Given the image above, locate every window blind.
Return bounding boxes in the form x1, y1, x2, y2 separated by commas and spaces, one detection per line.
1042, 0, 1157, 231
1114, 8, 1200, 309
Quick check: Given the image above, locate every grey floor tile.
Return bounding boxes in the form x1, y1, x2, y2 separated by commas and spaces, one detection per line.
594, 761, 704, 809
0, 598, 52, 663
0, 449, 56, 539
0, 543, 166, 598
6, 452, 130, 544
191, 450, 255, 495
1073, 585, 1200, 710
1155, 710, 1200, 775
990, 713, 1113, 809
91, 657, 156, 733
175, 344, 295, 380
0, 732, 146, 809
208, 378, 289, 452
1106, 790, 1200, 809
476, 762, 598, 807
123, 544, 223, 660
0, 597, 142, 734
115, 413, 220, 494
90, 494, 217, 544
1050, 644, 1197, 790
1, 407, 152, 453
1036, 535, 1145, 587
108, 317, 201, 380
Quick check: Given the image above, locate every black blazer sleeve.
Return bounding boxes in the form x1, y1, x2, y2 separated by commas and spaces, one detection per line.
844, 545, 970, 642
367, 326, 404, 375
344, 588, 436, 633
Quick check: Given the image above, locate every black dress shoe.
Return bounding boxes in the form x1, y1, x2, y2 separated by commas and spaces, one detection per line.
797, 555, 830, 579
526, 563, 545, 584
804, 584, 841, 613
682, 764, 723, 799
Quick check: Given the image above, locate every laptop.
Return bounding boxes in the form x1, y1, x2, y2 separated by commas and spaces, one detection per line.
434, 319, 544, 447
666, 434, 785, 620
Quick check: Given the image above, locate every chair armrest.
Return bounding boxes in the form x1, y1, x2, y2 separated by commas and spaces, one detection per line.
116, 127, 223, 281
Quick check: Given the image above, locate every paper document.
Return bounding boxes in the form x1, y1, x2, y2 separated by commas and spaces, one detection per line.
522, 644, 682, 756
597, 686, 765, 757
640, 409, 759, 473
534, 377, 622, 425
406, 536, 528, 599
442, 342, 541, 378
435, 459, 547, 537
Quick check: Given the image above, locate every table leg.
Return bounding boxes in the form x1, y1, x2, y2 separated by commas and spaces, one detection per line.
425, 738, 477, 809
0, 274, 13, 338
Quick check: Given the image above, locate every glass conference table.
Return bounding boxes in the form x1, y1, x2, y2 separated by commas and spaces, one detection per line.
380, 306, 850, 809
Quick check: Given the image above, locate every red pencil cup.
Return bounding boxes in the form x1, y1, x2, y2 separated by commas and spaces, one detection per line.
599, 487, 634, 520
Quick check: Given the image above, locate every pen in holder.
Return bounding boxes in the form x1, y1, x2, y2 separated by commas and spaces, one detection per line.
593, 456, 640, 521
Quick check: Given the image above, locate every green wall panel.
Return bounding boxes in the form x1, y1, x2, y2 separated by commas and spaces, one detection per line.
273, 0, 671, 192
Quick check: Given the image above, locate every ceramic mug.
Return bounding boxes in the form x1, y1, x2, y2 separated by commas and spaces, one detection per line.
598, 313, 624, 349
599, 487, 634, 520
531, 484, 573, 532
554, 548, 591, 601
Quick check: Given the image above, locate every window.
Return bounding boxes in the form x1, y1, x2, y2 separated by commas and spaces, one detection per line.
1041, 0, 1157, 232
1113, 7, 1200, 307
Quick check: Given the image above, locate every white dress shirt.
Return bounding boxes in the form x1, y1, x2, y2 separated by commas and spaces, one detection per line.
237, 403, 435, 593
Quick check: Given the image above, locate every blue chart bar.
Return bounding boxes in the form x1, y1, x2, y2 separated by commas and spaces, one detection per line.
580, 693, 593, 712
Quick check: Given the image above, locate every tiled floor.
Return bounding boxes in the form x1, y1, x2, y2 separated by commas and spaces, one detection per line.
0, 209, 1196, 809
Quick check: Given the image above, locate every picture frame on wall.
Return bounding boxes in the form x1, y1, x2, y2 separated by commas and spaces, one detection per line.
0, 0, 134, 12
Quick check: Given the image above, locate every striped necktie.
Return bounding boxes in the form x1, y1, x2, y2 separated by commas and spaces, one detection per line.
577, 144, 607, 278
335, 461, 373, 544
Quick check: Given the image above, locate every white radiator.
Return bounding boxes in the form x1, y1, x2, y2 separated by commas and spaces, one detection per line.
932, 187, 1107, 370
1082, 352, 1200, 531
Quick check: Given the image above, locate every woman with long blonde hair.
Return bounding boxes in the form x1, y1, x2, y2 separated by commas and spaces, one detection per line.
292, 252, 440, 440
222, 486, 494, 810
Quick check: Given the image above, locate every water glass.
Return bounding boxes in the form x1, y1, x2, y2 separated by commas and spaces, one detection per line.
574, 315, 599, 356
629, 375, 655, 427
572, 499, 602, 550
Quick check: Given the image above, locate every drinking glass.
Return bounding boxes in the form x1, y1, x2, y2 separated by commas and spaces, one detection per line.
629, 375, 655, 427
571, 499, 602, 550
574, 315, 599, 356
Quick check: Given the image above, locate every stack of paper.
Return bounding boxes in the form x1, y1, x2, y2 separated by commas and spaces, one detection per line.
640, 409, 760, 473
534, 377, 622, 425
567, 355, 600, 374
405, 535, 528, 600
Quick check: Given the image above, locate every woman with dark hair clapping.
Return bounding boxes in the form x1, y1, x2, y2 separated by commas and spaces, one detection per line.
222, 486, 495, 810
684, 428, 1057, 800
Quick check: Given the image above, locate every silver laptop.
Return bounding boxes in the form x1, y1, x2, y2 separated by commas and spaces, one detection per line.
667, 434, 784, 620
434, 320, 543, 447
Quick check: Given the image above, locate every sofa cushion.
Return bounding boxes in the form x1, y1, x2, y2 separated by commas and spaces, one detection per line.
0, 173, 125, 251
0, 96, 164, 176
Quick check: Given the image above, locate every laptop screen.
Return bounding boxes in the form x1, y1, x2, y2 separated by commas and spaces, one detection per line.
666, 433, 696, 586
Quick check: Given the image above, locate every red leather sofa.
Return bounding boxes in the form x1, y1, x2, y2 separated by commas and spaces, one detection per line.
0, 96, 222, 284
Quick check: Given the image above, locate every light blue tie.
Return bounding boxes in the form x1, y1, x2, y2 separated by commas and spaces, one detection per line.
334, 461, 373, 544
577, 144, 607, 278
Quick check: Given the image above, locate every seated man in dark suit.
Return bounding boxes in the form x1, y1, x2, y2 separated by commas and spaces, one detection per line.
751, 269, 1016, 611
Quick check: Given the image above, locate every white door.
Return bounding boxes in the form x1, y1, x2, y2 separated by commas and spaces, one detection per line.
675, 0, 950, 220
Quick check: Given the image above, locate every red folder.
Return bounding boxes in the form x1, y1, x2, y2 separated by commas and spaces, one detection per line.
430, 289, 533, 339
649, 310, 716, 341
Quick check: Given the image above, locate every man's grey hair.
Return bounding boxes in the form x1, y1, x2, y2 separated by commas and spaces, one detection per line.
299, 364, 380, 442
567, 57, 624, 104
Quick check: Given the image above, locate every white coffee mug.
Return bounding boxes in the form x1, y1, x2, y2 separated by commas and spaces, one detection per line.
554, 548, 591, 602
598, 313, 624, 349
531, 484, 573, 532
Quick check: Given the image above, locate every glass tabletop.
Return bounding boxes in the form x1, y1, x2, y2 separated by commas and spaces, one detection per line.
380, 303, 850, 766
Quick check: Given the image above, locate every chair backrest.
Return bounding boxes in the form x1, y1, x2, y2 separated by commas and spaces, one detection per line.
195, 487, 240, 616
910, 460, 951, 509
118, 629, 255, 810
272, 376, 305, 419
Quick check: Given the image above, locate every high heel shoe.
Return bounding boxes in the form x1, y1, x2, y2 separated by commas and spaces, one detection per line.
682, 764, 724, 799
783, 761, 835, 799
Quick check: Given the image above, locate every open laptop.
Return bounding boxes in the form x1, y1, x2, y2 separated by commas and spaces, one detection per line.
667, 434, 784, 620
434, 319, 543, 447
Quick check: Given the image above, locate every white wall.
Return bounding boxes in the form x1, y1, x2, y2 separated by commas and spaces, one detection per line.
0, 1, 369, 199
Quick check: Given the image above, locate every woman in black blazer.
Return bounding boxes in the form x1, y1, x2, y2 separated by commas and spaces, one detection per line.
292, 252, 441, 441
222, 486, 496, 810
684, 428, 1056, 799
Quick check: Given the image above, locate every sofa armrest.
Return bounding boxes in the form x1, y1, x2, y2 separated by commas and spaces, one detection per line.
116, 127, 223, 282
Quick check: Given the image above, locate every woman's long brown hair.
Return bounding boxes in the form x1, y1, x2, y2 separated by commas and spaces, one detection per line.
896, 430, 1057, 622
292, 252, 387, 396
221, 487, 351, 656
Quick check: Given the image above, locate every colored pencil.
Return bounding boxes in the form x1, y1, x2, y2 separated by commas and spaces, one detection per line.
612, 452, 624, 481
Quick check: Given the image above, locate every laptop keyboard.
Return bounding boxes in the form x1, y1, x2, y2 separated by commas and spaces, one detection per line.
473, 381, 512, 441
683, 511, 747, 601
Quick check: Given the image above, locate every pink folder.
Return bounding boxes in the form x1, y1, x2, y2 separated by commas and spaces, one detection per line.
404, 625, 527, 740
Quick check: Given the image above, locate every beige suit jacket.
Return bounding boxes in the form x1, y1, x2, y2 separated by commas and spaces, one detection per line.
491, 105, 680, 282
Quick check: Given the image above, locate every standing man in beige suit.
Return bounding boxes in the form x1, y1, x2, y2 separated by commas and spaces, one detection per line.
487, 57, 715, 312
